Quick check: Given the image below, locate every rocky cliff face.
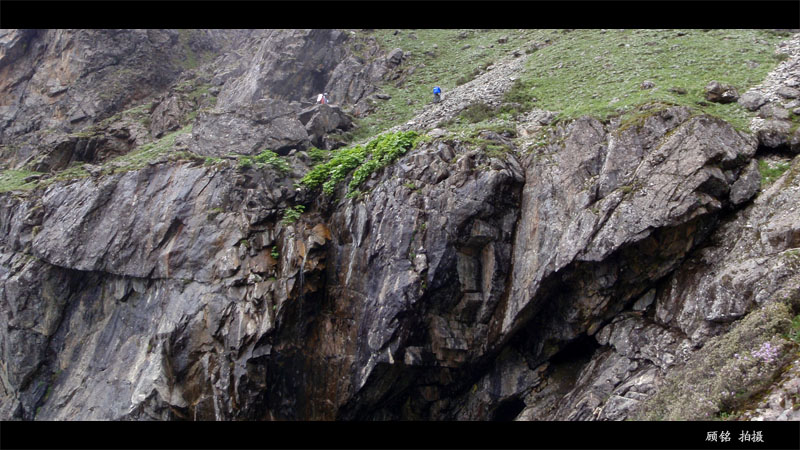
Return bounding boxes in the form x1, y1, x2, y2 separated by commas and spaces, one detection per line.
1, 29, 799, 421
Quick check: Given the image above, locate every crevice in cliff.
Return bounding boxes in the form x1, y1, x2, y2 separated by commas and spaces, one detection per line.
549, 333, 600, 365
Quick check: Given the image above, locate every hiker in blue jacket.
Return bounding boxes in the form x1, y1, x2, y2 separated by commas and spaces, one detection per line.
433, 86, 442, 103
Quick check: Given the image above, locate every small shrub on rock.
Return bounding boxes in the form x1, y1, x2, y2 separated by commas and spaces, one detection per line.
460, 103, 496, 123
281, 205, 305, 225
300, 130, 420, 196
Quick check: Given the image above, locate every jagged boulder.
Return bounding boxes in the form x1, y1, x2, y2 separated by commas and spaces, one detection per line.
756, 119, 793, 150
704, 81, 739, 103
776, 86, 800, 99
738, 91, 768, 111
191, 99, 309, 156
324, 55, 385, 110
149, 95, 183, 138
386, 48, 404, 67
299, 104, 353, 148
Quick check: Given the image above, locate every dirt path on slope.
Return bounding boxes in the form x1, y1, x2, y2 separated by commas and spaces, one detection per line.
390, 51, 532, 132
745, 32, 800, 134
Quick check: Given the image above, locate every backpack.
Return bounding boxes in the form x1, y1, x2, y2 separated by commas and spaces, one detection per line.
433, 86, 441, 94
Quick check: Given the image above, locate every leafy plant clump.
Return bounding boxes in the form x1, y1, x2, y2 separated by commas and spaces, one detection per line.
239, 150, 290, 172
300, 130, 420, 196
308, 147, 331, 163
301, 145, 367, 195
348, 130, 420, 191
281, 204, 305, 224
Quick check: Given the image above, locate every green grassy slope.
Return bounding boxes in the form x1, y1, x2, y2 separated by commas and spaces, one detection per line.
359, 29, 789, 134
350, 29, 554, 139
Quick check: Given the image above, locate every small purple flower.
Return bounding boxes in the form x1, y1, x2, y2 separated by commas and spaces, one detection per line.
751, 341, 779, 364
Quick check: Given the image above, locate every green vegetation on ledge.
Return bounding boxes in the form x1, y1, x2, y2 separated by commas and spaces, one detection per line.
281, 204, 305, 225
0, 170, 46, 193
239, 150, 290, 172
300, 130, 420, 197
104, 124, 194, 173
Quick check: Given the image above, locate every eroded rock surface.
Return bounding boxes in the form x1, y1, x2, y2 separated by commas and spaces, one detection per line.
744, 33, 800, 153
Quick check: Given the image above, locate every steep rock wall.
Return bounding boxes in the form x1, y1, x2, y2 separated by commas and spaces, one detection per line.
4, 103, 792, 421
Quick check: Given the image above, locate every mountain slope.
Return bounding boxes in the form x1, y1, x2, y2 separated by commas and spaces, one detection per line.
0, 28, 798, 421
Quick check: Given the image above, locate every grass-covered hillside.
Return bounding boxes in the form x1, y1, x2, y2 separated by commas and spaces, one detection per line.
349, 29, 534, 139
357, 29, 791, 135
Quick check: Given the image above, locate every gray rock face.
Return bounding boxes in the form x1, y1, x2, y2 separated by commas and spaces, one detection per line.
1, 103, 780, 421
299, 104, 354, 148
655, 154, 800, 343
188, 29, 388, 155
0, 29, 234, 145
216, 30, 347, 108
324, 55, 387, 113
0, 160, 310, 419
504, 107, 756, 352
545, 153, 800, 422
324, 141, 525, 419
192, 99, 309, 155
149, 95, 183, 138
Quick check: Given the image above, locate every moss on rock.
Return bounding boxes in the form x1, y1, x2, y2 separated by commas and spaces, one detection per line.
636, 301, 796, 420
